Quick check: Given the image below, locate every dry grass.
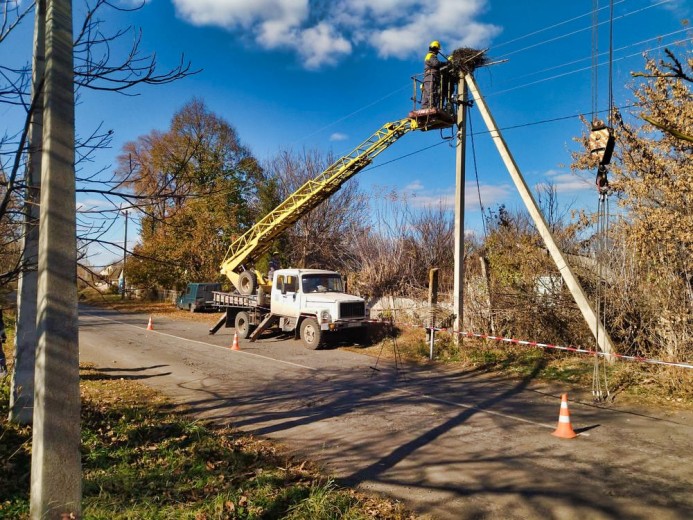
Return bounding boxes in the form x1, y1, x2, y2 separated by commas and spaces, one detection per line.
1, 338, 417, 519
80, 297, 693, 408
84, 294, 221, 325
352, 322, 693, 409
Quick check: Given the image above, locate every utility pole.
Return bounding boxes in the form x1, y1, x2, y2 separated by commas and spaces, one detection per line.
453, 76, 468, 344
10, 0, 45, 425
121, 209, 128, 299
464, 73, 616, 358
31, 0, 82, 517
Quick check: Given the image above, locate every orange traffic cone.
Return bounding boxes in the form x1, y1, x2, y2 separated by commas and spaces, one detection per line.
146, 316, 154, 331
231, 331, 240, 351
552, 393, 577, 439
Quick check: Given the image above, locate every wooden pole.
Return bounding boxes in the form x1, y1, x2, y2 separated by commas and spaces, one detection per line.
428, 268, 439, 360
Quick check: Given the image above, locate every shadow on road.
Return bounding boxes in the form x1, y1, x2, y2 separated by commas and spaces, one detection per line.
170, 355, 692, 519
82, 365, 172, 381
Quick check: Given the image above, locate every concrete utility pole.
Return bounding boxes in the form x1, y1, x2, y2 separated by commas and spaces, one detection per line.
10, 0, 45, 425
453, 77, 468, 343
31, 0, 82, 517
464, 73, 616, 357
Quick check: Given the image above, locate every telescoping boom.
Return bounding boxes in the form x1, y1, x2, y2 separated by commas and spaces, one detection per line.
220, 117, 422, 294
220, 64, 459, 294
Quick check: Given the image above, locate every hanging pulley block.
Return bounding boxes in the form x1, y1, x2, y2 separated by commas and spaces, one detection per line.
588, 119, 615, 165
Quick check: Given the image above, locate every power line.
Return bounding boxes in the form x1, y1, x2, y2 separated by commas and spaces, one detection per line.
490, 0, 627, 51
360, 96, 662, 172
486, 38, 691, 98
494, 28, 690, 86
493, 0, 674, 60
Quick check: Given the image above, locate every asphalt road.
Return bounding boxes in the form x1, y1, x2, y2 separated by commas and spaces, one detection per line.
78, 305, 693, 520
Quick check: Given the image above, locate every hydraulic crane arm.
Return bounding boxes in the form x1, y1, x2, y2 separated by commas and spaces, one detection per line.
221, 117, 415, 292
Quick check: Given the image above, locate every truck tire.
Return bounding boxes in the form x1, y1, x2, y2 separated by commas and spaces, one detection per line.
300, 318, 324, 350
235, 311, 252, 339
238, 271, 257, 295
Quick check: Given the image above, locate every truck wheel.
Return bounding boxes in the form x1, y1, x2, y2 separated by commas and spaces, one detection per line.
235, 311, 252, 339
300, 318, 324, 350
238, 271, 257, 295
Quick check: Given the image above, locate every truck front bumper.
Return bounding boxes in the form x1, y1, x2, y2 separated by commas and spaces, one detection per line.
321, 319, 367, 331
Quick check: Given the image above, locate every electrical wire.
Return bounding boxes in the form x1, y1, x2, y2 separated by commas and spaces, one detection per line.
490, 0, 627, 51
486, 37, 691, 97
492, 28, 690, 86
592, 0, 600, 120
358, 96, 665, 174
467, 104, 488, 239
493, 0, 674, 60
290, 1, 678, 152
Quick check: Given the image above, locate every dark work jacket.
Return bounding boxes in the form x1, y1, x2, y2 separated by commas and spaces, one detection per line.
424, 51, 441, 76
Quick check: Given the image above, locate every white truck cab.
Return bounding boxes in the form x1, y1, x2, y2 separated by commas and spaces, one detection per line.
271, 269, 368, 349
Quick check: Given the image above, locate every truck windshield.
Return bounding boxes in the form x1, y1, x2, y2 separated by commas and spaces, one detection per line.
302, 274, 343, 293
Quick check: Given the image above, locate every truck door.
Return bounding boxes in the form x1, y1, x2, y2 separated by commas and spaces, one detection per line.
273, 274, 299, 317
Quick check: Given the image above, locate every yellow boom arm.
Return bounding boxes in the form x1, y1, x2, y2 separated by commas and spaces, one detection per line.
221, 117, 415, 291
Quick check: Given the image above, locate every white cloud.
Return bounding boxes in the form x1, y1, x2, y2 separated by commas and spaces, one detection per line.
173, 0, 307, 29
77, 198, 118, 212
329, 132, 348, 141
118, 0, 152, 6
539, 169, 593, 194
171, 0, 500, 69
405, 180, 424, 191
402, 180, 512, 211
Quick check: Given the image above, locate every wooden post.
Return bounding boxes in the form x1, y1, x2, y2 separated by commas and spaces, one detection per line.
428, 268, 439, 360
479, 255, 496, 335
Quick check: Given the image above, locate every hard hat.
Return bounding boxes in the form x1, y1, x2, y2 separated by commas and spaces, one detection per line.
429, 40, 441, 50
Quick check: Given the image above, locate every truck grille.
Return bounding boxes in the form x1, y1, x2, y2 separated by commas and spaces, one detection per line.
339, 301, 365, 319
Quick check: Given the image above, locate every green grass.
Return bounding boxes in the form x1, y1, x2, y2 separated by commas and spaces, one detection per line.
0, 356, 413, 519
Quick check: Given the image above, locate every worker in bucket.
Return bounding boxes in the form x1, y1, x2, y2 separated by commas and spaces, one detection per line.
422, 40, 443, 109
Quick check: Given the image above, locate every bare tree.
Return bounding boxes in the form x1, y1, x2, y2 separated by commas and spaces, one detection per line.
0, 0, 197, 292
264, 148, 368, 271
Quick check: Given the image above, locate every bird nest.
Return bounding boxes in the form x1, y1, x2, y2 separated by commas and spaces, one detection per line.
448, 48, 489, 75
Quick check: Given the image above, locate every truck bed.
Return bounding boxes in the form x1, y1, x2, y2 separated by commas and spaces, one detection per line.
212, 291, 257, 307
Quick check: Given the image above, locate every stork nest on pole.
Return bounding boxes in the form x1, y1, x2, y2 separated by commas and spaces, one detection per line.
448, 47, 489, 75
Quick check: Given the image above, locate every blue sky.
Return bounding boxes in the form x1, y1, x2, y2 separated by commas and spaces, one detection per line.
2, 0, 690, 268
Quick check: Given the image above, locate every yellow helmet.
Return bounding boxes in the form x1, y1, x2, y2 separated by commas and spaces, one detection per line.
429, 40, 441, 50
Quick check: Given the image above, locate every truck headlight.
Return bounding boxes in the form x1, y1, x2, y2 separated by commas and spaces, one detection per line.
320, 310, 331, 323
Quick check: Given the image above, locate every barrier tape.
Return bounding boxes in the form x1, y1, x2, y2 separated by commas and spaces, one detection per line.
424, 327, 693, 370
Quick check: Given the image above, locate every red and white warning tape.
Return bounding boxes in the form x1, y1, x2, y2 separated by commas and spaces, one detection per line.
425, 327, 693, 369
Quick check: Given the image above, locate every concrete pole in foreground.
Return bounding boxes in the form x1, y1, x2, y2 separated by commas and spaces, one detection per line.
464, 73, 616, 358
10, 0, 46, 426
453, 77, 468, 344
31, 0, 82, 518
